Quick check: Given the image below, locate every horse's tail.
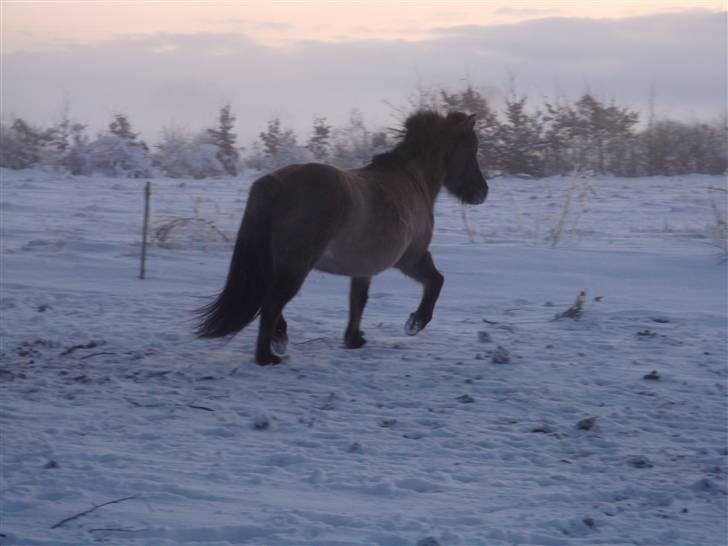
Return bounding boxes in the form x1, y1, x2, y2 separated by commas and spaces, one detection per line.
195, 175, 277, 338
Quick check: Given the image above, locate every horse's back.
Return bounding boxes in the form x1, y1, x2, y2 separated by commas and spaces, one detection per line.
261, 162, 428, 277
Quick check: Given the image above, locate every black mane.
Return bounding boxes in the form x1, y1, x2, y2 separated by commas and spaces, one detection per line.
367, 110, 454, 170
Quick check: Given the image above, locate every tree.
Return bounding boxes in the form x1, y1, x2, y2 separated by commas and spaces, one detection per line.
306, 116, 332, 161
207, 104, 239, 176
260, 118, 295, 158
541, 94, 639, 176
637, 119, 727, 176
0, 118, 50, 168
497, 93, 544, 176
0, 120, 32, 169
109, 114, 139, 142
571, 94, 639, 175
258, 117, 303, 168
47, 105, 72, 161
330, 109, 376, 168
60, 122, 92, 175
542, 100, 574, 176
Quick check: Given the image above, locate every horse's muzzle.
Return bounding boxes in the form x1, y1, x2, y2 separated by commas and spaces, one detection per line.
468, 185, 488, 205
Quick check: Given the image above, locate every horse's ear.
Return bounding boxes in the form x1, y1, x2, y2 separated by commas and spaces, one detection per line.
464, 114, 476, 130
446, 111, 477, 131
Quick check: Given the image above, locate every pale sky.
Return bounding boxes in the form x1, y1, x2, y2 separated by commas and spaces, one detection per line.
3, 1, 725, 51
1, 2, 726, 142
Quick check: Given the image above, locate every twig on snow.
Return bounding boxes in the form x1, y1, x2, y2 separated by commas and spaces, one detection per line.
89, 528, 142, 534
80, 352, 116, 360
553, 290, 587, 320
185, 404, 215, 412
294, 337, 327, 345
50, 496, 136, 529
125, 398, 214, 412
125, 398, 164, 408
60, 340, 104, 356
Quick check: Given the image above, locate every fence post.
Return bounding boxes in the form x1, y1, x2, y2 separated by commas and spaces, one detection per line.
139, 181, 151, 280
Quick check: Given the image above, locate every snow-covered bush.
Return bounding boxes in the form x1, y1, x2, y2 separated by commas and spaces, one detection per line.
154, 127, 225, 179
86, 134, 154, 178
85, 115, 154, 178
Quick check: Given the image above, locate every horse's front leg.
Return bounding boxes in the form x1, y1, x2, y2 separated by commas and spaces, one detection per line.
344, 276, 371, 348
398, 251, 444, 336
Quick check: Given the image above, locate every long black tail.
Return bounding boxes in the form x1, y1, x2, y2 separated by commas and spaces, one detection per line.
195, 176, 277, 338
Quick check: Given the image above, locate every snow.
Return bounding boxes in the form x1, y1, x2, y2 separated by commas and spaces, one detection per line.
1, 168, 727, 546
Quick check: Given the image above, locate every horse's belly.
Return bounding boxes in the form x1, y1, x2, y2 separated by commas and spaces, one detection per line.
314, 240, 405, 277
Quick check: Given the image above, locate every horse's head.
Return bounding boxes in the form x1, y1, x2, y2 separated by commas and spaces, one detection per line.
442, 112, 488, 205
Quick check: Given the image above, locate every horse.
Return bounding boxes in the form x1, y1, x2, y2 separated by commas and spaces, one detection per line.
195, 110, 488, 365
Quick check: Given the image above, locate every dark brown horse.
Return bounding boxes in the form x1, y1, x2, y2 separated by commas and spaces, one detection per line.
196, 110, 488, 365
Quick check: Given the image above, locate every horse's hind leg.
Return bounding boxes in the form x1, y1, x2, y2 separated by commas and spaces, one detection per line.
398, 251, 444, 336
271, 315, 288, 356
256, 270, 308, 365
344, 277, 371, 348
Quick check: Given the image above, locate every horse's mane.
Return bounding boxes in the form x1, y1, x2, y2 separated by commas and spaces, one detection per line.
367, 110, 465, 171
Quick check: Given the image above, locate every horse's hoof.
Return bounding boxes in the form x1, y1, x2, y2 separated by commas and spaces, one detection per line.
405, 314, 423, 336
256, 353, 282, 366
271, 336, 288, 356
345, 331, 367, 349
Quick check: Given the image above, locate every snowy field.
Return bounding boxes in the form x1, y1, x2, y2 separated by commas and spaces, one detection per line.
1, 168, 727, 546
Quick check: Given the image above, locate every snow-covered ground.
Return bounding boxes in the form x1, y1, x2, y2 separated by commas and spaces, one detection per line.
1, 168, 726, 546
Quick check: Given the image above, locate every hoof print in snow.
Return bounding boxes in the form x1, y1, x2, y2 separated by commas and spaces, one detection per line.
379, 418, 398, 428
576, 416, 598, 431
347, 442, 363, 453
252, 411, 272, 430
626, 455, 654, 468
689, 478, 726, 493
457, 394, 475, 404
643, 370, 661, 380
43, 460, 59, 469
417, 537, 442, 546
492, 346, 511, 364
477, 331, 492, 343
582, 517, 596, 528
532, 424, 555, 434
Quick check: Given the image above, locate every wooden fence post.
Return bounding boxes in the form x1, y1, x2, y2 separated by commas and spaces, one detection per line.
139, 181, 151, 280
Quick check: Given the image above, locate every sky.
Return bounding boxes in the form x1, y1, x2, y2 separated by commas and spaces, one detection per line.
1, 1, 726, 144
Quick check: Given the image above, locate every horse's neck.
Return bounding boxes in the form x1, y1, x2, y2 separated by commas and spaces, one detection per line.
403, 155, 446, 205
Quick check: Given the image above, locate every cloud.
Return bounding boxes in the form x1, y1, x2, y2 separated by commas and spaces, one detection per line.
494, 7, 561, 17
1, 11, 724, 143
